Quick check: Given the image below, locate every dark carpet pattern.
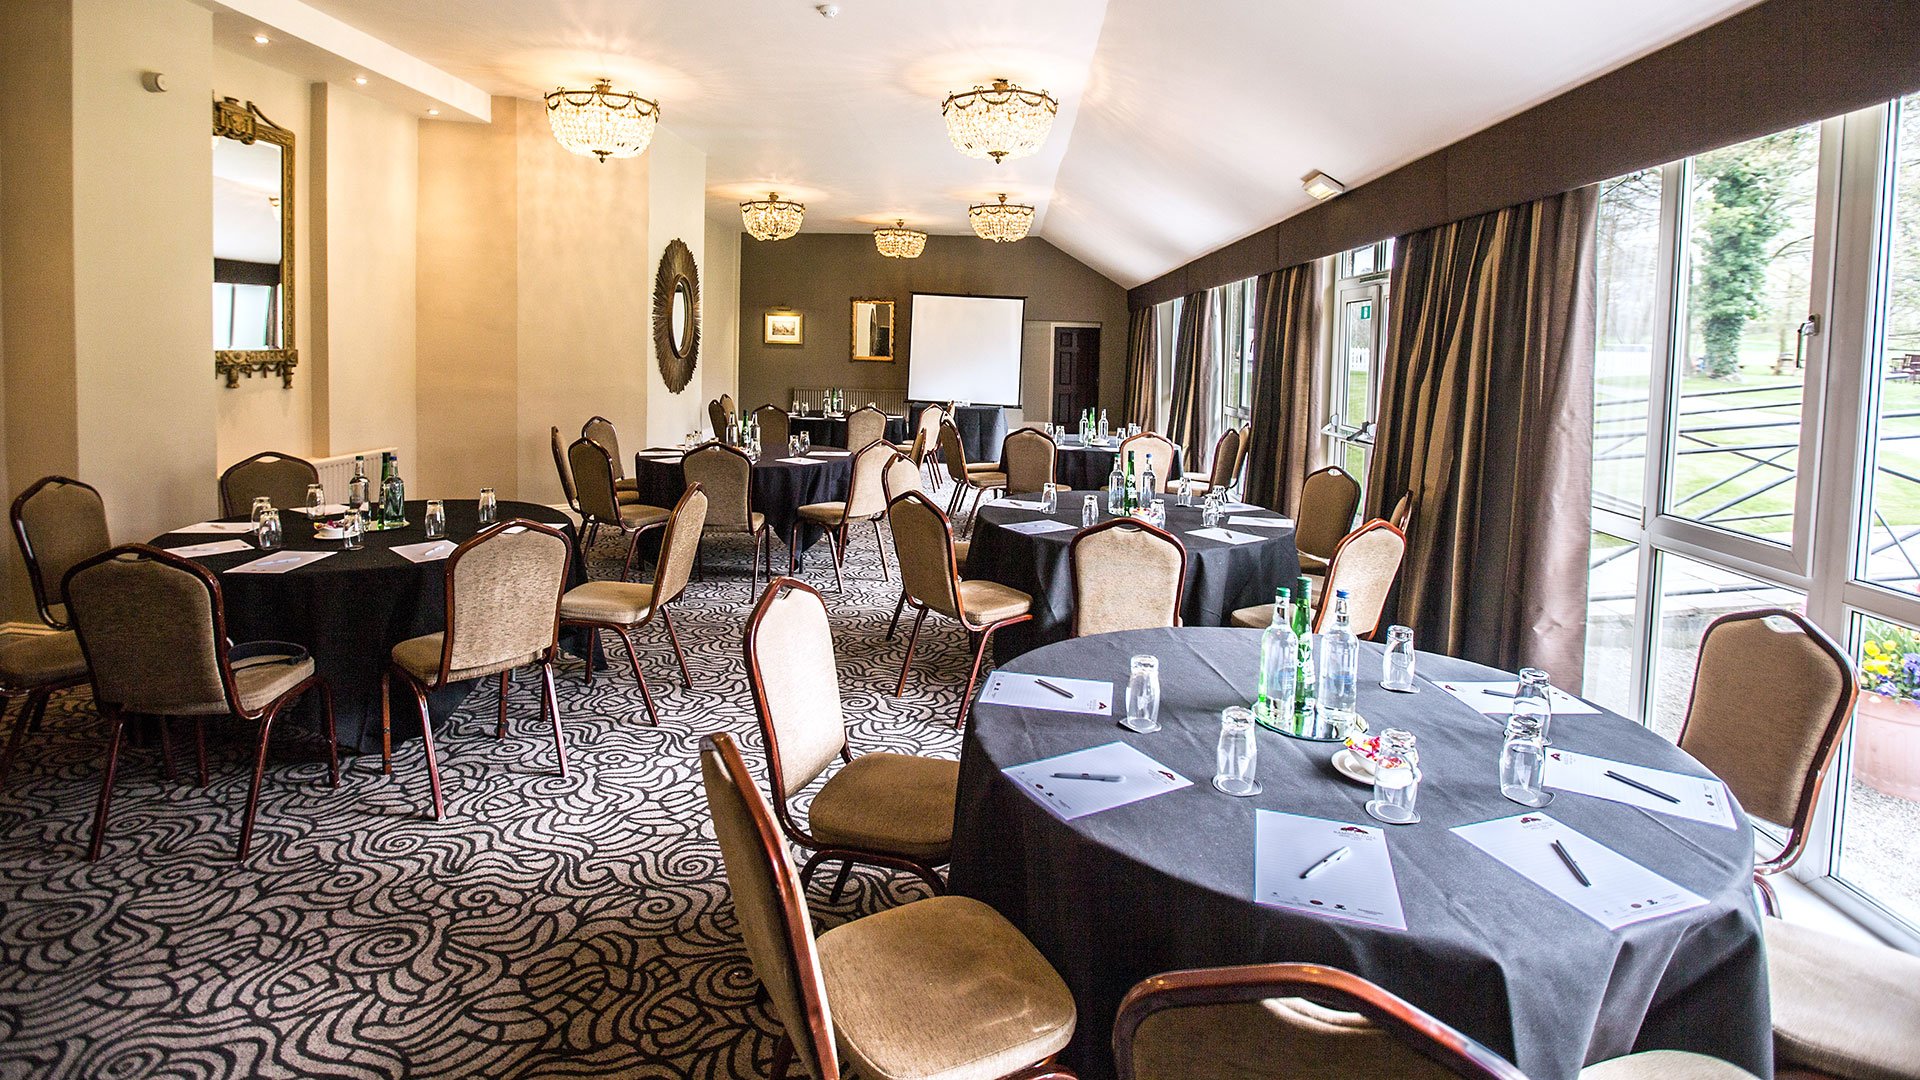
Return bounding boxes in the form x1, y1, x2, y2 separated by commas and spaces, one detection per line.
0, 512, 983, 1079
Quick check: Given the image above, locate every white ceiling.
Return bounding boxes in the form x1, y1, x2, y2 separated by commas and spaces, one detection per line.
301, 0, 1763, 287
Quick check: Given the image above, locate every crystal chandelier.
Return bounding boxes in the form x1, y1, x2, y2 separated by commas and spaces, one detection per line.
968, 194, 1034, 243
543, 80, 660, 163
942, 79, 1057, 164
873, 220, 927, 259
741, 193, 805, 241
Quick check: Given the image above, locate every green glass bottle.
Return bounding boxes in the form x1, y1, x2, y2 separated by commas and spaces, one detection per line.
380, 452, 405, 528
1123, 451, 1137, 513
1293, 574, 1315, 729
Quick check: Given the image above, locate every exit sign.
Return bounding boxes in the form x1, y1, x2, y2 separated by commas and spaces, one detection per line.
1360, 303, 1372, 320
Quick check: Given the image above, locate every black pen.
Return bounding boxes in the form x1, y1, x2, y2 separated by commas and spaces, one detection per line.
1483, 689, 1518, 699
1034, 678, 1075, 698
1605, 769, 1680, 804
1050, 772, 1122, 782
1551, 839, 1591, 887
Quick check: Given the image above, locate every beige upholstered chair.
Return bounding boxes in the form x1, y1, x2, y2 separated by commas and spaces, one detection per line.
700, 731, 1077, 1080
845, 404, 888, 451
683, 442, 773, 599
745, 578, 960, 900
1186, 428, 1243, 496
1296, 466, 1363, 574
559, 485, 706, 724
1002, 428, 1058, 494
381, 519, 573, 820
64, 544, 336, 860
551, 426, 582, 514
754, 404, 791, 448
882, 450, 968, 637
1114, 963, 1753, 1080
1119, 432, 1179, 492
581, 416, 642, 500
1764, 916, 1920, 1080
720, 393, 736, 426
902, 403, 946, 487
940, 421, 1007, 522
1070, 520, 1187, 637
569, 438, 670, 578
219, 451, 320, 516
708, 399, 728, 438
887, 491, 1032, 727
1389, 491, 1413, 533
796, 440, 895, 589
1677, 609, 1854, 915
1231, 520, 1405, 636
1, 477, 110, 785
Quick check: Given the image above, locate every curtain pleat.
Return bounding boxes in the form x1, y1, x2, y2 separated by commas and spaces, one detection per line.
1245, 263, 1322, 516
1166, 291, 1214, 458
1365, 187, 1599, 686
1123, 307, 1157, 430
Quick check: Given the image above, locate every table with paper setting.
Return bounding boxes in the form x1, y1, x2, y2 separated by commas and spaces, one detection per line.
950, 626, 1769, 1080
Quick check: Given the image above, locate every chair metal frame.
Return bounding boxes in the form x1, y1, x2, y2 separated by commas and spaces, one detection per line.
1068, 518, 1188, 638
218, 450, 321, 518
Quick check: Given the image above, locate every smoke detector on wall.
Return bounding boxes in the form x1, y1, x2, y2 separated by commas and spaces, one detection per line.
816, 4, 839, 17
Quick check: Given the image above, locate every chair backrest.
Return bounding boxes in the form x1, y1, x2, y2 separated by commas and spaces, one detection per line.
437, 520, 571, 683
1120, 433, 1179, 492
550, 426, 581, 512
582, 416, 626, 479
754, 404, 790, 447
12, 475, 110, 630
709, 399, 729, 439
720, 393, 736, 423
744, 577, 850, 798
683, 443, 755, 530
1314, 520, 1407, 638
700, 733, 840, 1080
1298, 467, 1363, 559
568, 438, 623, 524
914, 404, 945, 455
938, 421, 972, 482
64, 545, 234, 716
1071, 520, 1188, 637
1235, 425, 1254, 482
651, 484, 709, 607
219, 451, 320, 517
1002, 428, 1057, 493
845, 405, 887, 451
882, 451, 923, 503
1207, 428, 1243, 489
1114, 962, 1529, 1080
1389, 492, 1413, 533
904, 428, 928, 468
845, 440, 894, 521
1679, 610, 1854, 839
887, 491, 963, 620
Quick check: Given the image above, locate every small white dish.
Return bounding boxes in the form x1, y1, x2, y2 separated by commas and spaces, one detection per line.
313, 524, 348, 540
1331, 747, 1376, 785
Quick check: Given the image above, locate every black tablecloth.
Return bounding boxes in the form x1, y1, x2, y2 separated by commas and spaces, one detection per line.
150, 500, 581, 754
910, 403, 1007, 463
631, 447, 854, 558
787, 414, 909, 448
966, 493, 1298, 657
1054, 439, 1184, 491
952, 628, 1769, 1080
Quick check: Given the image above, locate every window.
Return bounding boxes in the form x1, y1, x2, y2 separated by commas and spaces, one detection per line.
1594, 168, 1663, 522
1153, 297, 1180, 430
1859, 96, 1920, 592
213, 282, 276, 350
1328, 243, 1391, 507
1216, 278, 1257, 432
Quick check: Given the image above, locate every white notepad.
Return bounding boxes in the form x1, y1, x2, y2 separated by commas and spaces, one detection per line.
1227, 515, 1293, 529
977, 672, 1112, 715
637, 452, 683, 461
290, 504, 350, 517
1545, 749, 1736, 829
1452, 813, 1708, 930
1003, 742, 1192, 821
1255, 810, 1408, 931
777, 457, 826, 466
227, 550, 336, 574
992, 498, 1048, 511
810, 450, 852, 457
390, 540, 458, 564
1432, 680, 1600, 716
1189, 527, 1265, 545
169, 539, 255, 558
1218, 501, 1262, 512
1002, 519, 1077, 536
173, 521, 257, 534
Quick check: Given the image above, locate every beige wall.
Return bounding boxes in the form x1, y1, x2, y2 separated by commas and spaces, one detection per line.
643, 127, 707, 446
702, 215, 741, 409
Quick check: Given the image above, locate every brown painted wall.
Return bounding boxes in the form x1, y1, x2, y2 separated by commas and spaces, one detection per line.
737, 232, 1129, 419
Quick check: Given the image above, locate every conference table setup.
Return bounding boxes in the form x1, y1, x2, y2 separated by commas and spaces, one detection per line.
630, 443, 855, 563
952, 626, 1768, 1080
1052, 434, 1184, 491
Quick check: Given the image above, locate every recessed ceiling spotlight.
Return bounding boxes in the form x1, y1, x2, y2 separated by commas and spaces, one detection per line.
354, 75, 368, 85
428, 108, 440, 116
253, 33, 270, 45
816, 3, 839, 17
1302, 170, 1346, 200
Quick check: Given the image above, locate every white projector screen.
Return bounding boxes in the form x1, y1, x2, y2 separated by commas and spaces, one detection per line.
907, 293, 1026, 407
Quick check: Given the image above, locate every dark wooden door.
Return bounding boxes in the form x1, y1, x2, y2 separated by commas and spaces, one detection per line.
1052, 326, 1101, 423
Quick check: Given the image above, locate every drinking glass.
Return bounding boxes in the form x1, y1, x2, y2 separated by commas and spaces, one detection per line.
251, 495, 274, 527
1213, 706, 1261, 796
1382, 625, 1417, 691
1499, 715, 1553, 807
1176, 477, 1193, 506
254, 509, 282, 550
1121, 655, 1160, 734
1040, 483, 1058, 515
343, 509, 365, 550
1511, 666, 1554, 744
477, 487, 498, 525
1201, 493, 1223, 528
789, 435, 801, 456
305, 483, 326, 515
1081, 494, 1099, 528
424, 499, 447, 540
799, 432, 812, 455
1365, 729, 1421, 824
1146, 501, 1166, 528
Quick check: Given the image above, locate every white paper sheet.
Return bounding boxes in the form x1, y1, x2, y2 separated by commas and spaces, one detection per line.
1431, 680, 1601, 716
1218, 501, 1262, 512
1451, 813, 1708, 929
173, 521, 257, 534
389, 540, 458, 564
1254, 810, 1408, 931
1003, 742, 1192, 820
290, 504, 349, 517
977, 671, 1112, 715
227, 550, 336, 574
1189, 527, 1265, 545
991, 499, 1049, 511
169, 539, 255, 558
1544, 749, 1736, 829
637, 453, 683, 462
1002, 519, 1078, 536
810, 450, 852, 457
777, 457, 827, 466
1226, 515, 1293, 529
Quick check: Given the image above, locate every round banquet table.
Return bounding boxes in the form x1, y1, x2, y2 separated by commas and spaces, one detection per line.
631, 446, 855, 563
966, 492, 1298, 657
910, 403, 1007, 464
149, 500, 583, 754
1052, 437, 1183, 491
787, 413, 909, 449
951, 628, 1769, 1080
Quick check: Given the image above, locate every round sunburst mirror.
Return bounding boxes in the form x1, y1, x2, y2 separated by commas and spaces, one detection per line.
653, 238, 700, 392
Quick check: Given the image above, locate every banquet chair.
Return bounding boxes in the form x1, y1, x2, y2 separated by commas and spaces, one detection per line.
940, 421, 1007, 524
64, 544, 337, 860
219, 451, 320, 516
720, 393, 737, 427
1389, 491, 1413, 532
550, 426, 581, 515
882, 451, 967, 638
700, 731, 1077, 1080
796, 440, 894, 589
581, 416, 643, 501
1070, 519, 1187, 637
559, 485, 706, 725
682, 442, 773, 600
1113, 963, 1754, 1080
709, 398, 729, 439
1002, 428, 1058, 493
888, 491, 1032, 727
1676, 609, 1854, 916
846, 404, 888, 451
1231, 519, 1405, 636
569, 438, 670, 578
901, 403, 946, 488
1119, 432, 1179, 492
381, 519, 572, 821
1763, 916, 1920, 1080
1184, 428, 1242, 497
754, 404, 791, 448
1296, 466, 1362, 574
745, 577, 960, 900
0, 477, 106, 785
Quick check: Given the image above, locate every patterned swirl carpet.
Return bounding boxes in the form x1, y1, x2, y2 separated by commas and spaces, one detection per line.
0, 517, 980, 1079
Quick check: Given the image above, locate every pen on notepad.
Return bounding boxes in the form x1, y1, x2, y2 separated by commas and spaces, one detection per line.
1551, 839, 1591, 887
1049, 772, 1121, 783
1299, 846, 1351, 880
1033, 678, 1075, 699
1604, 769, 1680, 804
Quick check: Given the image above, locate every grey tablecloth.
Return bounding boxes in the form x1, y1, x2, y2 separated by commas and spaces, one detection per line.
1053, 439, 1184, 491
966, 494, 1299, 657
631, 447, 853, 555
951, 627, 1769, 1080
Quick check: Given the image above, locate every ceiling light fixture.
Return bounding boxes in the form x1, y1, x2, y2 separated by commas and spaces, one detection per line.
354, 75, 368, 85
942, 78, 1057, 165
427, 108, 439, 116
253, 33, 270, 44
544, 80, 661, 163
968, 194, 1034, 243
742, 193, 805, 241
1302, 170, 1346, 200
873, 220, 927, 259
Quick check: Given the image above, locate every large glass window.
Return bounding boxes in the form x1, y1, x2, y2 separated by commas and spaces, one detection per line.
1217, 278, 1258, 431
1860, 97, 1920, 591
1843, 614, 1920, 927
1329, 243, 1391, 507
1594, 169, 1663, 519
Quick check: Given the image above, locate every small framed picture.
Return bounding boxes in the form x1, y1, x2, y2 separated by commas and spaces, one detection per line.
764, 311, 803, 345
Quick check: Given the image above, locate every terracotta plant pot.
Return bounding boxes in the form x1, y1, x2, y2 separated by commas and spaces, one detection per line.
1855, 692, 1920, 801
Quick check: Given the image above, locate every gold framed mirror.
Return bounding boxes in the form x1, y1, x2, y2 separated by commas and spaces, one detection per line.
852, 297, 894, 362
213, 97, 297, 388
653, 238, 701, 392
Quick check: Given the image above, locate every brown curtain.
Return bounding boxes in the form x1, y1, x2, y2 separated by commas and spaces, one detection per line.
1244, 262, 1322, 516
1366, 186, 1598, 687
1166, 291, 1214, 459
1123, 307, 1157, 430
